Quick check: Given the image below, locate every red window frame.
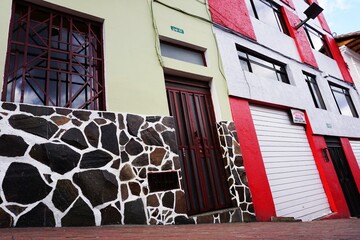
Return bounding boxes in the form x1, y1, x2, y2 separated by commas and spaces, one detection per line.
2, 0, 106, 110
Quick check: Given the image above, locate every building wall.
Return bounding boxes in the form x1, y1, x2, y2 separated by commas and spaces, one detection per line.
340, 46, 360, 91
0, 0, 232, 121
213, 1, 360, 138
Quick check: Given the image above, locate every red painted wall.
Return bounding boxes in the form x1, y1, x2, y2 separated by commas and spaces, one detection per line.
308, 0, 331, 33
282, 7, 318, 68
304, 114, 351, 218
208, 0, 256, 40
229, 97, 276, 221
280, 0, 295, 9
340, 138, 360, 192
324, 35, 354, 83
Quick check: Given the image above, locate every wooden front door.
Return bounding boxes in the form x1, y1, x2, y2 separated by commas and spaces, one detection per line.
325, 137, 360, 217
165, 76, 231, 215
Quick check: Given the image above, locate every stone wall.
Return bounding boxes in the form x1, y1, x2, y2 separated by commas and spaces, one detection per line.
0, 102, 254, 227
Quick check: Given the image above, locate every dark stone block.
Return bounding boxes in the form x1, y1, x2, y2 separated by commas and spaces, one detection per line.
162, 117, 174, 129
73, 170, 118, 207
140, 128, 162, 146
44, 174, 53, 184
155, 123, 166, 133
0, 134, 28, 157
2, 102, 16, 111
61, 198, 95, 227
161, 160, 173, 171
73, 110, 91, 121
16, 203, 55, 227
101, 205, 122, 225
133, 153, 149, 167
146, 116, 161, 122
231, 209, 243, 223
139, 168, 147, 179
129, 182, 141, 196
84, 122, 99, 148
219, 212, 230, 223
20, 105, 55, 116
196, 214, 214, 224
127, 114, 144, 137
161, 131, 178, 154
147, 194, 159, 207
9, 114, 58, 139
101, 123, 119, 155
162, 192, 174, 209
121, 184, 129, 201
175, 191, 187, 214
30, 143, 81, 174
150, 148, 166, 166
102, 112, 116, 122
56, 108, 72, 116
243, 212, 256, 222
6, 205, 26, 216
124, 199, 147, 225
119, 131, 129, 145
234, 156, 243, 167
111, 159, 120, 169
51, 116, 71, 126
80, 150, 113, 169
174, 216, 195, 225
121, 151, 129, 163
118, 114, 125, 130
52, 180, 79, 212
61, 128, 88, 150
72, 119, 82, 126
3, 162, 52, 204
120, 164, 135, 181
115, 201, 121, 210
0, 208, 13, 227
125, 139, 143, 156
0, 196, 2, 204
94, 118, 107, 125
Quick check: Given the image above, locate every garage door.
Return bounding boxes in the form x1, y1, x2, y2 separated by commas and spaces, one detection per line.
349, 140, 360, 167
250, 105, 331, 221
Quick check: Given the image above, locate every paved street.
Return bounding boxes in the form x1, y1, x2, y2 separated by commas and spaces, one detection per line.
0, 219, 359, 239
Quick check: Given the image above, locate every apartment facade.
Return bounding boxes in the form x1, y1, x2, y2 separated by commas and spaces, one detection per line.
209, 0, 360, 220
0, 0, 358, 228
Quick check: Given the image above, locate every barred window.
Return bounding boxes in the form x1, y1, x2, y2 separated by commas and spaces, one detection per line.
3, 0, 105, 110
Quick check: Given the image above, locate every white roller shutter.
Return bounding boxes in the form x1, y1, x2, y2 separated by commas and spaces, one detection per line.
250, 105, 331, 221
349, 140, 360, 167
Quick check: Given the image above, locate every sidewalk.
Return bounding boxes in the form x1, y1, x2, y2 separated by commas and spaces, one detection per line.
0, 219, 359, 240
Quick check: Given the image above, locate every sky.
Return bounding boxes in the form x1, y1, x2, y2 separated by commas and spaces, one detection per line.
317, 0, 360, 36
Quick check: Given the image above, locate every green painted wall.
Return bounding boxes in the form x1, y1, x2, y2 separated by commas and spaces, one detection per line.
0, 0, 232, 121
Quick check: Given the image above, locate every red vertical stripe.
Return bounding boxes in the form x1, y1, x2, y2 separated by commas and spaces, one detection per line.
324, 35, 354, 83
208, 0, 256, 40
279, 0, 295, 9
282, 7, 318, 68
304, 114, 351, 218
229, 97, 276, 221
308, 0, 331, 33
340, 138, 360, 192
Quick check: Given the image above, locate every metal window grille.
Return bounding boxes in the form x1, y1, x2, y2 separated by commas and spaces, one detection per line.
3, 0, 105, 110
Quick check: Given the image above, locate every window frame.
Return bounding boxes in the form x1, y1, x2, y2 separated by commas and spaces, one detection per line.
237, 47, 290, 84
160, 40, 207, 66
329, 83, 358, 118
304, 25, 332, 58
246, 0, 289, 35
303, 72, 326, 109
2, 0, 105, 110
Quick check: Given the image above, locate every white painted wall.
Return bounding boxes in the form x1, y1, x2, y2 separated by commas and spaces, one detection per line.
214, 27, 360, 138
340, 46, 360, 92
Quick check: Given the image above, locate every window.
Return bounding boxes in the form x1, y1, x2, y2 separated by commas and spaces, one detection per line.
245, 0, 289, 35
304, 25, 332, 57
238, 48, 289, 83
303, 72, 326, 109
330, 84, 358, 117
160, 41, 206, 66
3, 1, 105, 110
